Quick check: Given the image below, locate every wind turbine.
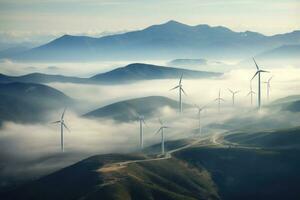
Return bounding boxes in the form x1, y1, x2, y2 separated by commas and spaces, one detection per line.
228, 89, 240, 106
194, 104, 206, 134
215, 89, 225, 113
155, 118, 170, 155
247, 82, 256, 106
264, 76, 273, 102
170, 74, 186, 113
137, 115, 146, 149
52, 108, 70, 152
251, 58, 269, 109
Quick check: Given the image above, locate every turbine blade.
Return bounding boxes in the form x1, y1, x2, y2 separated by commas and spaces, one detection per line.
52, 120, 61, 124
155, 127, 162, 135
179, 73, 183, 84
260, 70, 269, 73
253, 58, 259, 70
63, 122, 70, 132
181, 87, 187, 96
251, 71, 259, 80
269, 76, 273, 81
61, 108, 66, 120
170, 85, 179, 91
228, 89, 233, 93
220, 98, 225, 102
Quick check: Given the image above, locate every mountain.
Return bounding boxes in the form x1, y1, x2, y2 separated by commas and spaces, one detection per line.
90, 63, 221, 82
10, 20, 300, 61
3, 126, 300, 200
0, 82, 73, 125
257, 44, 300, 60
0, 46, 29, 58
84, 96, 191, 121
0, 63, 221, 84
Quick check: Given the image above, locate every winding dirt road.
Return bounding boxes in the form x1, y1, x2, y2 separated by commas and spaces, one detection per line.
99, 134, 215, 173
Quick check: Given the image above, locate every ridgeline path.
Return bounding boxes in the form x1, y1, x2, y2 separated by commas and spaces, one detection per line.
98, 134, 218, 173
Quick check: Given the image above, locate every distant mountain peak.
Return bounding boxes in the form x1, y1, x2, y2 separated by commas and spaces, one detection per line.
164, 20, 186, 26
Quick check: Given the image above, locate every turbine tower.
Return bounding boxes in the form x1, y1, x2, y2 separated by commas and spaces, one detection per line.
215, 89, 225, 113
194, 104, 206, 134
170, 74, 186, 113
264, 76, 273, 102
251, 58, 269, 109
247, 82, 256, 106
138, 115, 146, 149
155, 118, 169, 155
52, 108, 70, 152
228, 89, 240, 106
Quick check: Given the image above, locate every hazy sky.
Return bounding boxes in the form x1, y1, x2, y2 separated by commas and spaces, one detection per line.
0, 0, 299, 43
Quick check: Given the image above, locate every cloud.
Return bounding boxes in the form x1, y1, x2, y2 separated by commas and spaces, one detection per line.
1, 62, 300, 188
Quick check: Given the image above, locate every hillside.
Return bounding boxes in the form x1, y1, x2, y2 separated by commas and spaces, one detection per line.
224, 127, 300, 149
90, 63, 221, 82
10, 21, 300, 61
84, 96, 191, 121
1, 154, 219, 200
0, 63, 221, 85
0, 82, 73, 124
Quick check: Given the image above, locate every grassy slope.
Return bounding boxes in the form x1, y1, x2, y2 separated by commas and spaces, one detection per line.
1, 153, 219, 200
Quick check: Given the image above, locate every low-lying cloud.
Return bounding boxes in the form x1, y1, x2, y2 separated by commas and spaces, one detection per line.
1, 60, 300, 189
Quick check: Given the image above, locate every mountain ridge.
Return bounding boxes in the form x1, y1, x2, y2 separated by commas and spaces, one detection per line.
9, 20, 300, 61
0, 63, 221, 84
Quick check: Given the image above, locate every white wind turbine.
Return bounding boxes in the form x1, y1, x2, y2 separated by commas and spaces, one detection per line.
155, 118, 170, 155
194, 104, 206, 134
170, 74, 186, 113
228, 89, 240, 106
251, 58, 269, 109
247, 82, 256, 106
215, 89, 225, 113
52, 108, 70, 152
264, 76, 273, 102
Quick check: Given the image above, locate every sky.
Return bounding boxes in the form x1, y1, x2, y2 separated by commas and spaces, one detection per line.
0, 0, 299, 44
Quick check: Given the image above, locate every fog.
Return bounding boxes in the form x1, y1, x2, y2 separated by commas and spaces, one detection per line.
1, 58, 300, 189
48, 66, 300, 112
